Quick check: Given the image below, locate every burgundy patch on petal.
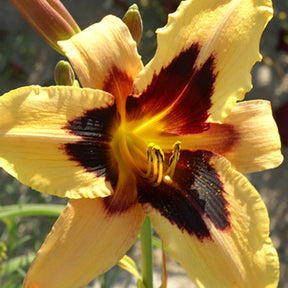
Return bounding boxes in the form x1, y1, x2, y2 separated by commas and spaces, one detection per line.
63, 104, 119, 188
103, 66, 135, 99
103, 193, 138, 214
138, 150, 230, 241
199, 123, 240, 155
126, 44, 217, 134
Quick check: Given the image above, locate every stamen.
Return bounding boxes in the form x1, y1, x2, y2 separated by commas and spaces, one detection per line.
142, 141, 181, 187
154, 148, 164, 185
143, 143, 164, 186
165, 141, 181, 179
145, 144, 154, 178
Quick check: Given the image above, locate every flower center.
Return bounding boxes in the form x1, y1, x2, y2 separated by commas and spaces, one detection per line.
112, 125, 181, 187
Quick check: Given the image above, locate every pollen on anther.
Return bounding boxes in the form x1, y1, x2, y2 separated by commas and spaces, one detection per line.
164, 175, 173, 184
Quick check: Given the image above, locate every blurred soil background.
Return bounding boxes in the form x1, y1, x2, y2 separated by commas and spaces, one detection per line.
0, 0, 287, 287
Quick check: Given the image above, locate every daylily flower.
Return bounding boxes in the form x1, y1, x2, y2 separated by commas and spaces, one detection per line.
0, 0, 283, 287
9, 0, 80, 54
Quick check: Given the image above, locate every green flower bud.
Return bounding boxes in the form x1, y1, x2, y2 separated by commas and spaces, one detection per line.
122, 4, 143, 45
54, 60, 75, 86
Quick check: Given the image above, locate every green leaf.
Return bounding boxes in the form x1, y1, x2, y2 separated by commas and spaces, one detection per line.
1, 252, 35, 274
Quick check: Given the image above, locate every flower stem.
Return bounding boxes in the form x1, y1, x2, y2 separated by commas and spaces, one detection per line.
140, 216, 154, 288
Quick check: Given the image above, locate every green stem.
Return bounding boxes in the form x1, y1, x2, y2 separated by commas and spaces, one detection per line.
0, 204, 65, 219
140, 216, 153, 288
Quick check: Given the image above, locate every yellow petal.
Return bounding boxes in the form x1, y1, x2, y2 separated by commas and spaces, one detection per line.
139, 151, 279, 288
176, 100, 283, 173
24, 198, 145, 288
134, 0, 273, 122
221, 100, 283, 172
59, 15, 143, 116
0, 85, 117, 199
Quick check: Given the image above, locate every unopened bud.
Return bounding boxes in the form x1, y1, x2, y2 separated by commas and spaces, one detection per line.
10, 0, 80, 54
122, 4, 143, 45
54, 60, 75, 86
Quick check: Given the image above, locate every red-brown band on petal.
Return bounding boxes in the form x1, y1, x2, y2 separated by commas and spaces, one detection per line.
177, 123, 240, 155
103, 66, 136, 116
102, 66, 135, 97
138, 150, 230, 240
126, 44, 217, 135
59, 15, 143, 113
63, 104, 119, 189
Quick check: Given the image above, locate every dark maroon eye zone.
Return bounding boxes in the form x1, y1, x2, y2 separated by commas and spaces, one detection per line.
126, 43, 217, 135
63, 104, 119, 189
138, 150, 230, 241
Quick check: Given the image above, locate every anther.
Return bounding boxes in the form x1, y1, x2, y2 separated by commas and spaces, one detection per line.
165, 141, 181, 179
143, 143, 164, 186
143, 141, 181, 187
